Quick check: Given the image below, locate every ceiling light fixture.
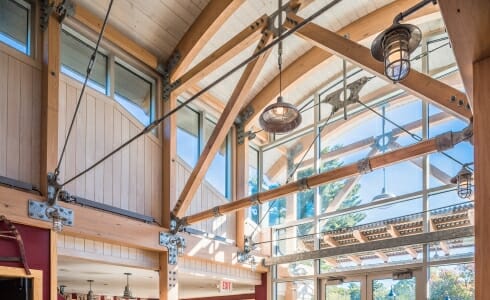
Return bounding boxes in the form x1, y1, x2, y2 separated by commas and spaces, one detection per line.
450, 164, 473, 199
86, 280, 95, 300
259, 0, 301, 134
371, 0, 436, 82
121, 273, 136, 299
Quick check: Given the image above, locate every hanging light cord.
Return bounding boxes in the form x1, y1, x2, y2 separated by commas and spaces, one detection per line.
278, 0, 283, 99
55, 0, 114, 178
59, 0, 344, 187
250, 110, 336, 238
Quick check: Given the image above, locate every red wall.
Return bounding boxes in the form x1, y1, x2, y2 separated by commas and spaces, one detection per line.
0, 222, 51, 300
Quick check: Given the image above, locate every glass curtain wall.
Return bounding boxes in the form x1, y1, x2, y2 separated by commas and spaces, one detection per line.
249, 32, 475, 300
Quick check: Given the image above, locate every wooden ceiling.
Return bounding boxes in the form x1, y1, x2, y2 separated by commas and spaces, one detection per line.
72, 0, 210, 60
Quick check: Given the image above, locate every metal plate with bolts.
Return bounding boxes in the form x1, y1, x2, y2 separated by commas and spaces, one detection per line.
159, 232, 186, 265
28, 199, 74, 227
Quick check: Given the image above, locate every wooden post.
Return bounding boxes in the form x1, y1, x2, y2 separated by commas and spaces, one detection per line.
159, 252, 178, 300
162, 92, 177, 228
235, 137, 248, 248
50, 230, 58, 300
474, 56, 490, 300
41, 6, 61, 195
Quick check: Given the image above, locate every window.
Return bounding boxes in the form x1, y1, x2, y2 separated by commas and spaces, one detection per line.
60, 27, 157, 126
114, 62, 154, 125
0, 0, 31, 55
177, 105, 200, 167
176, 107, 232, 199
204, 118, 231, 198
61, 29, 108, 94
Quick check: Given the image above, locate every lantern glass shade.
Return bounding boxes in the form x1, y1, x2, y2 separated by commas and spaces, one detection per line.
383, 28, 411, 82
451, 165, 473, 199
371, 23, 422, 82
259, 96, 302, 134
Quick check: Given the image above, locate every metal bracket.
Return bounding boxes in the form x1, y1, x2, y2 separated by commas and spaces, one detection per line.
268, 2, 296, 37
297, 177, 310, 191
357, 158, 372, 174
40, 0, 76, 31
435, 125, 473, 151
237, 236, 254, 263
250, 194, 261, 206
28, 199, 74, 229
212, 206, 223, 218
47, 172, 63, 206
162, 51, 181, 102
322, 77, 370, 114
169, 214, 188, 235
159, 233, 186, 265
236, 106, 256, 145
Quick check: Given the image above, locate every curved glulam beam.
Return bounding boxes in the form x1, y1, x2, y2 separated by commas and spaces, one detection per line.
172, 31, 274, 218
285, 13, 472, 121
173, 15, 269, 95
170, 0, 245, 81
242, 0, 440, 129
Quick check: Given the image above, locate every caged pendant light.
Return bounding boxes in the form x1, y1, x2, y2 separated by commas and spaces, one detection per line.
371, 0, 437, 82
259, 0, 301, 134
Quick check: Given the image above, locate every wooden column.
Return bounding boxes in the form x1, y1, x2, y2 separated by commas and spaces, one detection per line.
159, 252, 178, 300
162, 93, 177, 228
235, 137, 248, 248
41, 7, 61, 195
474, 56, 490, 300
50, 230, 58, 300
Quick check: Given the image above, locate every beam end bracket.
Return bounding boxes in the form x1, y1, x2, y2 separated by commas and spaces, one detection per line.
357, 158, 372, 174
28, 199, 74, 232
159, 232, 186, 265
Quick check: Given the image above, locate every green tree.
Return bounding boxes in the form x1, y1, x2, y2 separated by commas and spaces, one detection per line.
430, 264, 474, 300
318, 146, 365, 232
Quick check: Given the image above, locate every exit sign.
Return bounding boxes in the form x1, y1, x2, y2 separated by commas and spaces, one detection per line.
219, 280, 233, 293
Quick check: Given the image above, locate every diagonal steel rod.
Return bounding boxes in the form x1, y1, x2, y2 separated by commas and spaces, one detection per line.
61, 0, 344, 186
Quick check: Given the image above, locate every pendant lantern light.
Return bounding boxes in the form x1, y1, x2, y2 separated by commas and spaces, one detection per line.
371, 23, 421, 82
259, 0, 301, 134
370, 0, 437, 82
121, 273, 136, 299
86, 280, 95, 300
450, 164, 473, 199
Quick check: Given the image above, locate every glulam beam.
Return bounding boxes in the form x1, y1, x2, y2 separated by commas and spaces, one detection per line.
285, 13, 472, 122
173, 15, 268, 95
172, 31, 274, 217
185, 135, 449, 225
242, 0, 440, 129
439, 0, 490, 104
170, 0, 245, 81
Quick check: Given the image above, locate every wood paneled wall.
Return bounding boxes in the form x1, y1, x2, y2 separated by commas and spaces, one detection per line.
57, 233, 159, 269
175, 159, 236, 238
0, 50, 41, 187
58, 75, 162, 223
179, 256, 261, 286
